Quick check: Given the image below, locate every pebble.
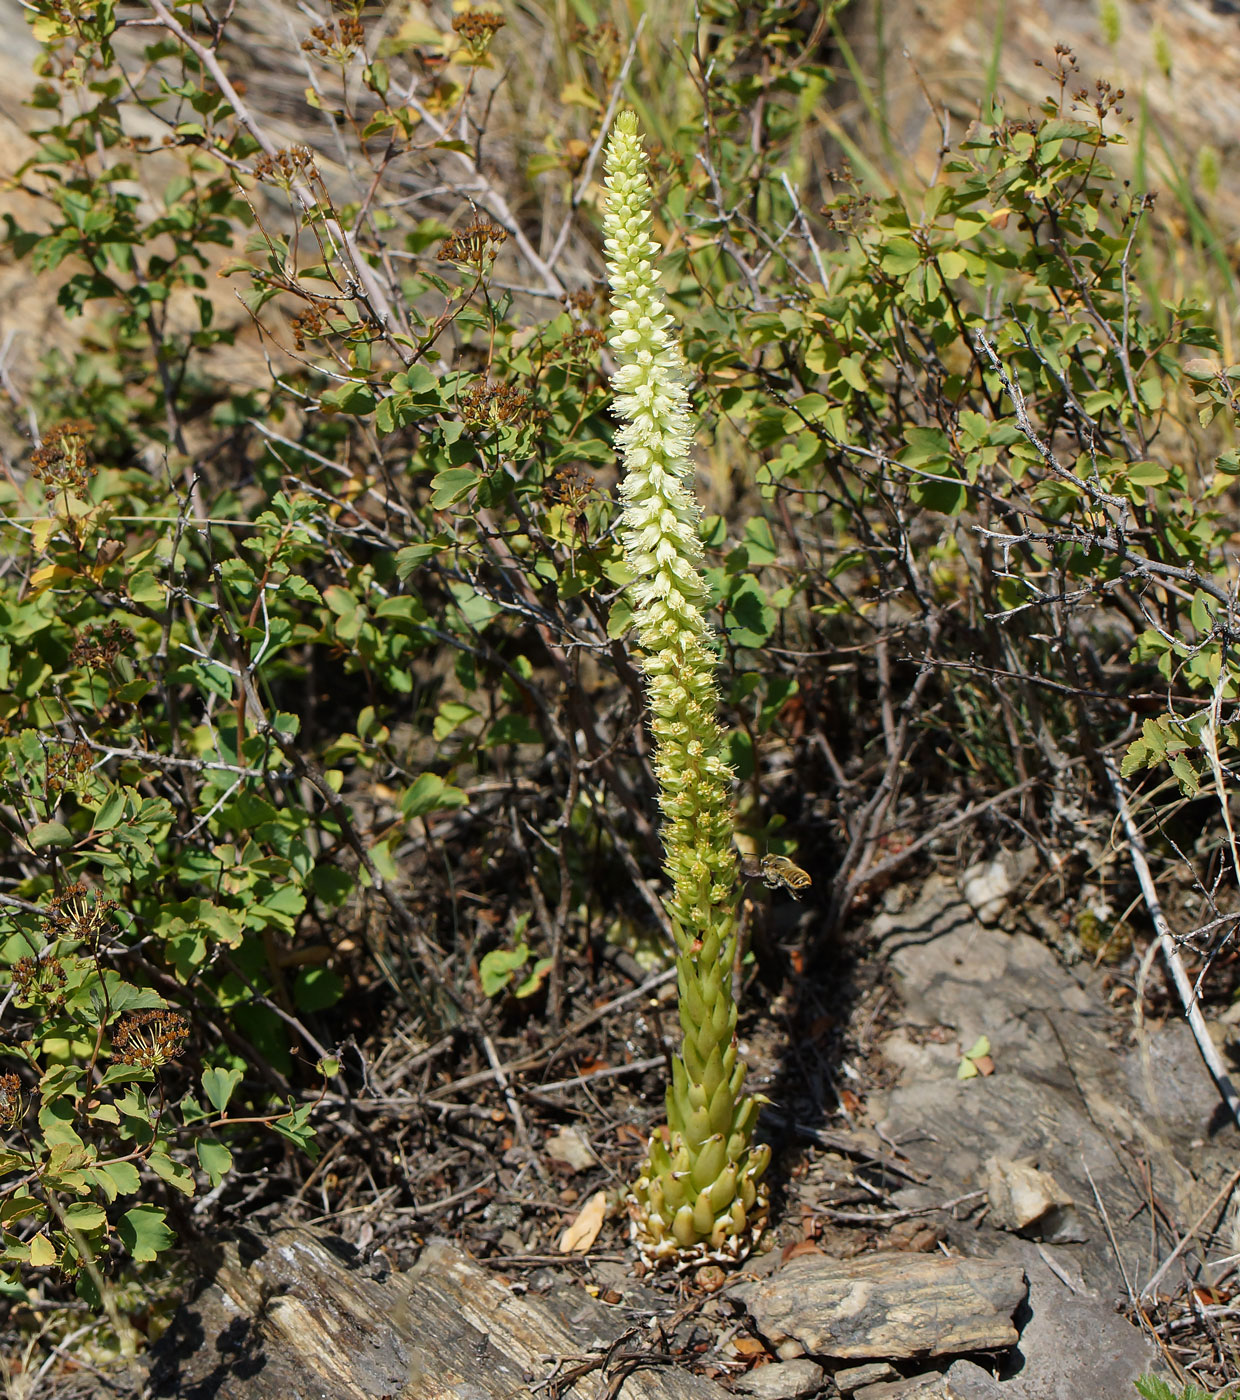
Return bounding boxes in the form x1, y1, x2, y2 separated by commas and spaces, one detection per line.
737, 1359, 825, 1399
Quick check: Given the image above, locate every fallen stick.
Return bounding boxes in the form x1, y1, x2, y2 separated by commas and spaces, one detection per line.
1102, 752, 1240, 1131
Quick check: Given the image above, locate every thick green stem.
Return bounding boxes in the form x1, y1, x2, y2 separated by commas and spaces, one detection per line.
602, 110, 769, 1269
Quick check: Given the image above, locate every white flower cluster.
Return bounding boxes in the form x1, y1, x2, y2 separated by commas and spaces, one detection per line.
602, 111, 710, 649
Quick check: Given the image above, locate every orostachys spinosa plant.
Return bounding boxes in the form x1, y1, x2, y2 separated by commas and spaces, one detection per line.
601, 109, 770, 1270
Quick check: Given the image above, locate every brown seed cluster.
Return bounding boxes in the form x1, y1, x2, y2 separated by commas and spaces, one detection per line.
551, 464, 593, 520
820, 163, 872, 232
461, 380, 529, 426
289, 300, 335, 350
1076, 77, 1125, 120
253, 146, 320, 187
0, 1072, 24, 1128
13, 956, 67, 1010
30, 421, 95, 501
71, 620, 135, 670
821, 191, 873, 233
437, 218, 508, 268
566, 286, 604, 315
546, 326, 606, 364
302, 14, 365, 60
452, 10, 505, 58
1033, 43, 1079, 87
43, 882, 118, 946
113, 1010, 190, 1069
45, 741, 93, 796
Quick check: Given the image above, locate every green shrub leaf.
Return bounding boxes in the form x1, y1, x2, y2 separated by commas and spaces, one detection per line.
201, 1067, 244, 1114
119, 1206, 173, 1263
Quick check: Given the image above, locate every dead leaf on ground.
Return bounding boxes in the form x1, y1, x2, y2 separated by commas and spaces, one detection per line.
781, 1239, 824, 1263
732, 1336, 769, 1358
545, 1126, 597, 1172
559, 1189, 607, 1254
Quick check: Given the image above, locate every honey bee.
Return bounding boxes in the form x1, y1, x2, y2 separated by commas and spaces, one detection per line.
740, 853, 813, 899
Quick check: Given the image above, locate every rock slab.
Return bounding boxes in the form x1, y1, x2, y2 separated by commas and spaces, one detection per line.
981, 1242, 1159, 1400
865, 878, 1175, 1397
870, 877, 1236, 1294
146, 1226, 729, 1400
734, 1252, 1027, 1360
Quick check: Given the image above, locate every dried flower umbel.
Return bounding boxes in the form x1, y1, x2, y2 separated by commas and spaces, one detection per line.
30, 420, 95, 501
289, 299, 335, 351
12, 956, 67, 1010
253, 146, 320, 189
0, 1072, 24, 1128
43, 882, 118, 947
301, 13, 364, 62
546, 325, 606, 364
461, 380, 529, 427
45, 741, 93, 796
602, 111, 769, 1270
452, 10, 505, 61
112, 1010, 189, 1069
71, 620, 134, 670
437, 218, 508, 269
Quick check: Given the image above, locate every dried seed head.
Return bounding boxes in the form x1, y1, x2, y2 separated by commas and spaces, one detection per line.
113, 1010, 190, 1069
545, 325, 606, 365
43, 882, 118, 946
253, 146, 320, 188
45, 742, 93, 797
452, 10, 505, 59
0, 1073, 24, 1128
71, 620, 135, 670
460, 379, 530, 426
289, 299, 335, 351
13, 956, 67, 1010
301, 14, 364, 60
566, 286, 603, 315
437, 218, 508, 268
31, 421, 96, 501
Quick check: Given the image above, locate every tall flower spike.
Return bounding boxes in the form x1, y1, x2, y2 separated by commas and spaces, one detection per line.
602, 110, 769, 1270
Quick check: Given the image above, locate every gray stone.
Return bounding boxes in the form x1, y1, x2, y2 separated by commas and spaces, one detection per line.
960, 850, 1038, 924
943, 1359, 1005, 1399
867, 877, 1238, 1296
983, 1156, 1083, 1242
147, 1227, 731, 1400
984, 1241, 1158, 1400
736, 1251, 1026, 1360
835, 1362, 899, 1393
1123, 1022, 1226, 1141
737, 1358, 826, 1399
